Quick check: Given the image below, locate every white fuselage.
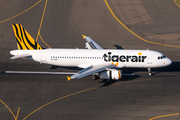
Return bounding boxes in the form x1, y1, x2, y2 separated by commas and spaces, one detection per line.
10, 49, 172, 68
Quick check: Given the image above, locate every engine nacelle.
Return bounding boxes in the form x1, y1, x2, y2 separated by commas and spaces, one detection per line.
99, 70, 122, 80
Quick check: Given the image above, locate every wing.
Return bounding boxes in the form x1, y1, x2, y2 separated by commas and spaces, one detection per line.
82, 35, 103, 49
66, 63, 117, 81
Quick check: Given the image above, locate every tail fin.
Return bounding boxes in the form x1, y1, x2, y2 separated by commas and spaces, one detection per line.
12, 24, 43, 50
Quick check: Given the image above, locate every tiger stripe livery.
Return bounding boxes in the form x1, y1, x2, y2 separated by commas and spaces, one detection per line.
12, 24, 42, 50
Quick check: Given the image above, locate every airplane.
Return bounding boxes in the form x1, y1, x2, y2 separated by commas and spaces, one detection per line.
10, 24, 172, 81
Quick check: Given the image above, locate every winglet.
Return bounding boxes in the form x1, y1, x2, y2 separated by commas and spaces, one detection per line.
82, 34, 86, 39
66, 76, 72, 81
111, 62, 119, 66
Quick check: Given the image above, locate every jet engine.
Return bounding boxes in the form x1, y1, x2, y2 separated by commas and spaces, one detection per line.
99, 70, 122, 80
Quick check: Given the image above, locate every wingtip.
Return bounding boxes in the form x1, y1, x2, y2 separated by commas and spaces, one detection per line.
66, 76, 72, 81
82, 34, 86, 39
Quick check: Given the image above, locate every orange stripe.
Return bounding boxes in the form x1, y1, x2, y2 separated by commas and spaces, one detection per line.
118, 70, 121, 79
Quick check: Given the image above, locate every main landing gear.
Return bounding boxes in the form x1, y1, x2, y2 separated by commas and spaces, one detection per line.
148, 68, 152, 76
91, 74, 99, 80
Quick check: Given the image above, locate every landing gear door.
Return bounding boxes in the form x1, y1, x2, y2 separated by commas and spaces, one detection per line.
41, 52, 46, 63
147, 54, 152, 64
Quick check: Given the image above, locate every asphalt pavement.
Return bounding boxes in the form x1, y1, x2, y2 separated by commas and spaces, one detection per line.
0, 0, 180, 120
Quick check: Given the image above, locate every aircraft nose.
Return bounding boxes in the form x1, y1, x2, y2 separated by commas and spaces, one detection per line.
166, 58, 172, 66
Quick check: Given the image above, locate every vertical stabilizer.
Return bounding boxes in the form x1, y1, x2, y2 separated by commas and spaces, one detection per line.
12, 24, 43, 50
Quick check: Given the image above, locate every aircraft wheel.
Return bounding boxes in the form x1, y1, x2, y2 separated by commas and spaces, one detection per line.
91, 75, 97, 80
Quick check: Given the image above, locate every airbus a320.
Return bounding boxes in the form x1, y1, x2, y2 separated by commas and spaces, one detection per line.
10, 24, 172, 81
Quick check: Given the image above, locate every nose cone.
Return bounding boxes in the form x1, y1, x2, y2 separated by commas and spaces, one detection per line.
165, 58, 172, 66
167, 58, 172, 66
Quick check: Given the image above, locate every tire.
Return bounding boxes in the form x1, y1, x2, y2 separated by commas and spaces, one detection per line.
91, 75, 97, 80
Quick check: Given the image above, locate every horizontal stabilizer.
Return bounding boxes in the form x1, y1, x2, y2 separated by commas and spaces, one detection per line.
10, 54, 31, 59
0, 71, 76, 74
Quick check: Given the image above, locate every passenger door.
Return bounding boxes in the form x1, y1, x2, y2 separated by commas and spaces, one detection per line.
147, 54, 152, 64
40, 52, 46, 63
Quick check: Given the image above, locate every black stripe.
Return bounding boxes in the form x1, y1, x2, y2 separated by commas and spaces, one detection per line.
18, 24, 29, 50
22, 27, 38, 49
13, 24, 22, 42
13, 24, 23, 50
16, 38, 23, 50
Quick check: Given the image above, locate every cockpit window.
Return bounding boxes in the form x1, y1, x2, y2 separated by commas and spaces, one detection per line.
158, 55, 166, 60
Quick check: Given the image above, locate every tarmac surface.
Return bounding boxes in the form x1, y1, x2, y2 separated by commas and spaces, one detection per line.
0, 0, 180, 120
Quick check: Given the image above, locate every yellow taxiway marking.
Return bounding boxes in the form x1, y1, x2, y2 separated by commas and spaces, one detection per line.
104, 0, 180, 48
15, 107, 20, 120
23, 87, 97, 120
0, 0, 42, 24
0, 100, 20, 120
36, 0, 48, 42
0, 0, 51, 48
23, 76, 180, 120
39, 33, 52, 48
149, 113, 180, 120
35, 0, 52, 48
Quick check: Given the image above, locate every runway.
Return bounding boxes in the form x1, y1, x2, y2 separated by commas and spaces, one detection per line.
0, 0, 180, 120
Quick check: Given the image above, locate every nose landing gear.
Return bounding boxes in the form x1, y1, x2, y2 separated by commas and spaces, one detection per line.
148, 68, 152, 76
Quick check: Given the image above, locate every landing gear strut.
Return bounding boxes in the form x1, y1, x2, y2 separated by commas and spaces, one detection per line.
148, 68, 152, 76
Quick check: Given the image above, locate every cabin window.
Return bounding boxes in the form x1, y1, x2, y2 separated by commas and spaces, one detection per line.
163, 56, 166, 58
